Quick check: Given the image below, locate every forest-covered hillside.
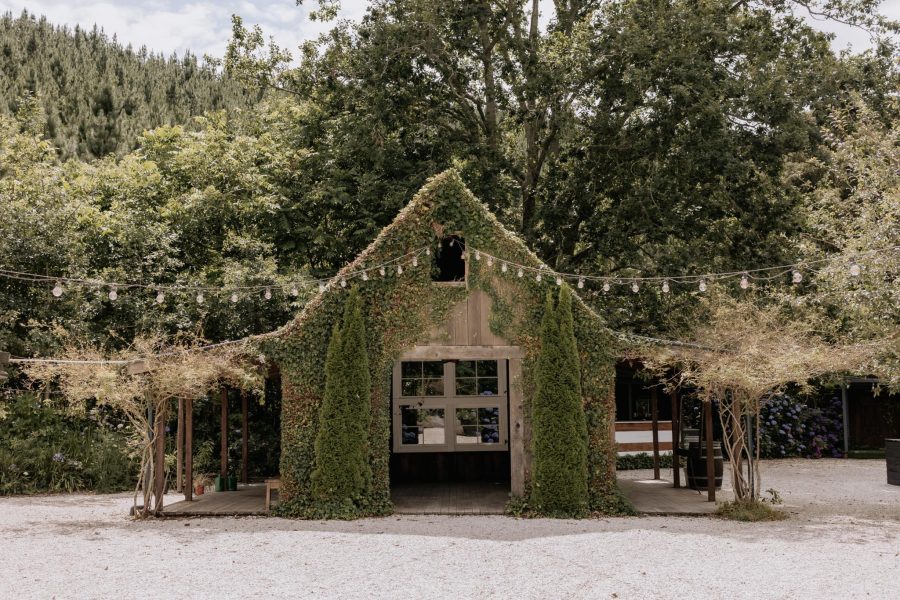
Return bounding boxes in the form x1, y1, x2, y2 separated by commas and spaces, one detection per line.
0, 11, 254, 159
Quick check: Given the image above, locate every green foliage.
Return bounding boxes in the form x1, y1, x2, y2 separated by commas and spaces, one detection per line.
341, 288, 372, 492
0, 393, 137, 494
716, 499, 788, 522
616, 452, 674, 471
0, 11, 253, 160
530, 288, 590, 517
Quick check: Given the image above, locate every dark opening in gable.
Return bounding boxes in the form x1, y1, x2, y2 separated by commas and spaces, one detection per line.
434, 236, 465, 282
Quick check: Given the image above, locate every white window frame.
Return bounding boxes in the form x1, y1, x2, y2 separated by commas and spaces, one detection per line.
392, 359, 508, 453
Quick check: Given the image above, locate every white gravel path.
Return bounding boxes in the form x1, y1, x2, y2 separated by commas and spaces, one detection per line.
1, 459, 898, 600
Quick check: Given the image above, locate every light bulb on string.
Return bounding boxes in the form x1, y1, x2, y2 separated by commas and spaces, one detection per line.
536, 272, 542, 282
556, 276, 562, 286
792, 269, 802, 284
231, 292, 239, 303
412, 256, 418, 267
661, 280, 669, 294
196, 292, 205, 304
517, 267, 523, 278
362, 271, 369, 281
319, 283, 326, 293
475, 251, 481, 261
698, 279, 707, 293
849, 261, 861, 277
379, 266, 386, 277
602, 282, 610, 293
740, 274, 749, 290
52, 282, 63, 297
290, 286, 299, 297
501, 262, 508, 273
577, 278, 584, 289
108, 286, 118, 301
487, 256, 493, 267
340, 278, 347, 288
631, 282, 639, 293
155, 291, 165, 304
264, 288, 273, 300
397, 264, 403, 275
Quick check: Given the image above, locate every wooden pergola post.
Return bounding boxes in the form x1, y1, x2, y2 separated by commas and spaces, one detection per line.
220, 387, 228, 480
184, 398, 193, 502
705, 400, 716, 502
175, 398, 184, 493
153, 404, 166, 513
241, 391, 249, 485
671, 389, 681, 489
650, 387, 660, 480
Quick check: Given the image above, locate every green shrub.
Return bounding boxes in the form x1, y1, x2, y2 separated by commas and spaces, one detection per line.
530, 288, 590, 517
716, 499, 787, 522
0, 393, 136, 495
616, 452, 674, 470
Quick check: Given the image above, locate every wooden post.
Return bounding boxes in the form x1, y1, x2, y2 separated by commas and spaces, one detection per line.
671, 390, 681, 489
650, 387, 660, 480
241, 391, 249, 485
176, 398, 184, 493
841, 382, 850, 456
220, 387, 228, 480
705, 400, 715, 502
153, 405, 166, 513
184, 398, 193, 502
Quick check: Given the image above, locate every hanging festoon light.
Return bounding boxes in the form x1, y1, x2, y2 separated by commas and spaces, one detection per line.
602, 282, 611, 293
319, 283, 326, 293
231, 292, 239, 304
52, 281, 64, 297
264, 287, 273, 300
631, 282, 639, 293
196, 292, 205, 304
425, 247, 431, 256
517, 267, 524, 278
536, 271, 542, 282
556, 275, 562, 286
501, 262, 508, 273
362, 271, 369, 281
698, 279, 707, 292
661, 280, 670, 294
740, 274, 750, 290
290, 285, 299, 297
339, 278, 346, 288
577, 278, 585, 289
397, 264, 403, 275
849, 261, 861, 277
379, 266, 386, 277
475, 251, 481, 261
412, 255, 418, 267
108, 286, 118, 301
487, 256, 494, 267
792, 269, 802, 284
155, 290, 165, 304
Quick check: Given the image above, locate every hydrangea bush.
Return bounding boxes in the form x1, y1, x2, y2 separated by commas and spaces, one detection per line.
759, 395, 843, 458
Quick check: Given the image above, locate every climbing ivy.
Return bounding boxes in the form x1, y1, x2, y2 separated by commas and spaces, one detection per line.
266, 169, 626, 518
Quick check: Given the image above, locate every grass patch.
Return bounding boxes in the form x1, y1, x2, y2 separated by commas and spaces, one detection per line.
716, 500, 788, 522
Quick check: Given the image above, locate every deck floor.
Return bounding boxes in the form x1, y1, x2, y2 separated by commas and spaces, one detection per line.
618, 477, 731, 515
162, 483, 271, 517
391, 481, 510, 515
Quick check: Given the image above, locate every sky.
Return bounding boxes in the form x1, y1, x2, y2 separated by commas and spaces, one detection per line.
2, 0, 898, 61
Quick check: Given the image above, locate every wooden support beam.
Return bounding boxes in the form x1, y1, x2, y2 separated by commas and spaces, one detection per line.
220, 387, 228, 480
671, 390, 681, 489
241, 392, 249, 485
185, 398, 193, 502
651, 387, 660, 480
176, 398, 184, 493
705, 400, 715, 502
153, 405, 166, 513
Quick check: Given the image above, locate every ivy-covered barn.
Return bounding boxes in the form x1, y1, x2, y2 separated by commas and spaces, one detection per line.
266, 169, 623, 517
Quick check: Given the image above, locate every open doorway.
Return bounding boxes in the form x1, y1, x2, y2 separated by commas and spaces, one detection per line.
389, 358, 510, 513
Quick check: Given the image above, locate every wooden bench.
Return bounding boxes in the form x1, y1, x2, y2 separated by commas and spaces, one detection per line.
265, 477, 281, 513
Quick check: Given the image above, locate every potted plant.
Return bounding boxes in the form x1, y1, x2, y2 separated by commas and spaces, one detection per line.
193, 474, 212, 496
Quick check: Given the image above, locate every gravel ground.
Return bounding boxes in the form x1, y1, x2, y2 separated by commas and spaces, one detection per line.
1, 459, 898, 600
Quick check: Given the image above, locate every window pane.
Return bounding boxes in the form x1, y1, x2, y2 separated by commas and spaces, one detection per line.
423, 361, 444, 378
481, 426, 499, 444
477, 360, 498, 377
456, 360, 476, 377
477, 378, 498, 396
400, 407, 444, 445
401, 361, 422, 378
457, 425, 480, 444
401, 379, 422, 397
478, 407, 500, 425
424, 378, 444, 396
456, 378, 476, 396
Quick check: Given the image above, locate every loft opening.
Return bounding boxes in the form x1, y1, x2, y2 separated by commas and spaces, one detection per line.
434, 235, 465, 282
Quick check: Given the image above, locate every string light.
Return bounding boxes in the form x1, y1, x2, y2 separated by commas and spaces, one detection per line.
425, 247, 431, 256
517, 267, 524, 278
155, 291, 165, 304
556, 276, 562, 286
397, 264, 403, 275
487, 256, 493, 267
740, 274, 749, 290
340, 278, 347, 288
792, 269, 802, 284
661, 280, 669, 293
698, 280, 707, 292
231, 292, 239, 303
264, 288, 273, 300
577, 278, 584, 289
319, 283, 326, 293
196, 292, 204, 304
501, 262, 508, 273
536, 272, 542, 282
602, 282, 610, 292
849, 261, 861, 277
412, 256, 418, 267
379, 266, 386, 277
108, 286, 118, 301
362, 271, 369, 281
631, 282, 639, 293
475, 251, 481, 261
290, 286, 299, 297
52, 282, 63, 297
